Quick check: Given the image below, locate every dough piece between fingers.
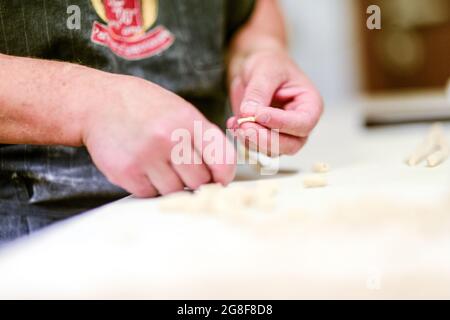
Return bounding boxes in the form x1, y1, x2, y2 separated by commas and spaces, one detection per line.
237, 116, 256, 125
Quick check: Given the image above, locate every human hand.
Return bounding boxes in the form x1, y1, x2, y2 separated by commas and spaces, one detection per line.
227, 50, 323, 156
82, 75, 236, 197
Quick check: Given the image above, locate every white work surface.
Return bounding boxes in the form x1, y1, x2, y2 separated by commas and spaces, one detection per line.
0, 95, 449, 299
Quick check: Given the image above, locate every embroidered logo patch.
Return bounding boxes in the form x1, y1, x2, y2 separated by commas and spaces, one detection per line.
90, 0, 174, 60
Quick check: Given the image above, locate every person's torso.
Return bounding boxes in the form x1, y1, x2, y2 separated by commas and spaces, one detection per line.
0, 0, 254, 213
0, 0, 240, 96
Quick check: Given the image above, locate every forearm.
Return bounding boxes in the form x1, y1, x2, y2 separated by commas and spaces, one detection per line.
0, 54, 112, 146
228, 0, 288, 81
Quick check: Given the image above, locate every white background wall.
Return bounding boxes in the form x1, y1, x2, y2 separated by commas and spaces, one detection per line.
279, 0, 363, 103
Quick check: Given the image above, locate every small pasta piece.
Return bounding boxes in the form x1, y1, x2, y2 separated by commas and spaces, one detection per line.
303, 175, 328, 188
427, 146, 449, 167
427, 130, 450, 168
406, 123, 445, 166
312, 162, 330, 173
237, 116, 256, 125
407, 143, 437, 166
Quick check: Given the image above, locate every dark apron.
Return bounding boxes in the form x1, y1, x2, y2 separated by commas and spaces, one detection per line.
0, 0, 254, 243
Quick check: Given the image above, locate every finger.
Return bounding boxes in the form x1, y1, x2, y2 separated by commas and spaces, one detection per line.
111, 172, 158, 198
238, 122, 307, 156
275, 86, 307, 100
226, 116, 238, 130
290, 88, 324, 120
240, 105, 319, 137
195, 121, 236, 186
131, 175, 159, 198
229, 76, 245, 115
172, 149, 212, 190
240, 67, 286, 114
147, 161, 185, 195
272, 86, 311, 109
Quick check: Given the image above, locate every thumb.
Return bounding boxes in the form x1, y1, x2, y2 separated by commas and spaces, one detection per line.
240, 70, 285, 115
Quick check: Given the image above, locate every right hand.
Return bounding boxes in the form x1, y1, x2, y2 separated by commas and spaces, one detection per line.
80, 74, 236, 198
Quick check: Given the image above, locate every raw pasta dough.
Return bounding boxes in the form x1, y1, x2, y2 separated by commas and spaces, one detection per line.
427, 146, 449, 167
159, 181, 279, 214
302, 174, 328, 188
312, 162, 330, 173
237, 117, 256, 125
406, 123, 449, 167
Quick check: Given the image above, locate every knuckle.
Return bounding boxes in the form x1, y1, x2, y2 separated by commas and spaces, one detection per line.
150, 125, 172, 145
133, 187, 158, 198
212, 164, 236, 186
278, 137, 301, 156
160, 183, 185, 196
100, 155, 138, 185
189, 171, 211, 190
117, 157, 139, 177
151, 125, 168, 139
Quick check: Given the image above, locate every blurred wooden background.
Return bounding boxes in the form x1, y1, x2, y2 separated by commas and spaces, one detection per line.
358, 0, 450, 92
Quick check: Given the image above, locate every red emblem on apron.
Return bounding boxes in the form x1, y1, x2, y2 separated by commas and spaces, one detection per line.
90, 0, 174, 60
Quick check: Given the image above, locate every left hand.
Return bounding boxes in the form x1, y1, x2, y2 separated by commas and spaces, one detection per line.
227, 49, 323, 156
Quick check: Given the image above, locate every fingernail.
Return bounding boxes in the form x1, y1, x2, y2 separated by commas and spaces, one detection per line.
257, 114, 271, 124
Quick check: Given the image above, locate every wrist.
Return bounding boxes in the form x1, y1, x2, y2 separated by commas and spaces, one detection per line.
228, 36, 287, 83
64, 66, 120, 146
